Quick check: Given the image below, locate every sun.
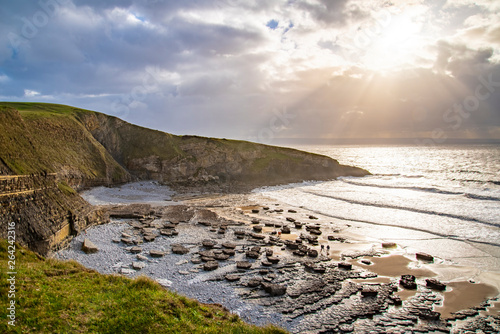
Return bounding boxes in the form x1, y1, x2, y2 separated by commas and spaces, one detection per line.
360, 13, 425, 71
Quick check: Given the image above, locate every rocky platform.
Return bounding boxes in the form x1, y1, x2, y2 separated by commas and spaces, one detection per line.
56, 198, 500, 334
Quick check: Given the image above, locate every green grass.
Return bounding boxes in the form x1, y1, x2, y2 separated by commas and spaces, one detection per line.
0, 240, 287, 334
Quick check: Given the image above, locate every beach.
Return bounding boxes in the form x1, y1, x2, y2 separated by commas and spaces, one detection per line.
55, 180, 500, 333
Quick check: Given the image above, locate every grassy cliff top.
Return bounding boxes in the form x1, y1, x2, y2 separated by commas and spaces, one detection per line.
0, 240, 286, 334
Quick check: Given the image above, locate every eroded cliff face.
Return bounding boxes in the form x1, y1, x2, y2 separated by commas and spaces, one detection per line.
77, 112, 369, 191
0, 175, 108, 255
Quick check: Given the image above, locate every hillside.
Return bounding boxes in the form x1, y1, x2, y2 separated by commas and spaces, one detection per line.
0, 102, 369, 191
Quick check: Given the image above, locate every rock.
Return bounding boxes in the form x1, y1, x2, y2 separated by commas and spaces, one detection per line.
264, 222, 274, 227
121, 232, 132, 238
198, 221, 211, 226
417, 309, 440, 320
236, 261, 252, 270
130, 246, 142, 254
382, 242, 397, 248
426, 278, 446, 291
309, 228, 322, 235
251, 209, 259, 213
252, 225, 263, 233
156, 279, 173, 288
285, 241, 299, 250
163, 223, 176, 229
293, 250, 306, 257
234, 230, 246, 236
199, 250, 215, 258
202, 239, 217, 248
261, 259, 272, 266
294, 222, 303, 229
313, 266, 326, 274
288, 209, 297, 213
361, 260, 372, 265
136, 254, 148, 261
179, 270, 190, 275
389, 295, 403, 306
361, 287, 378, 297
171, 244, 189, 255
82, 238, 98, 254
132, 262, 146, 270
307, 249, 319, 258
222, 242, 236, 249
338, 262, 352, 270
149, 250, 165, 258
309, 215, 318, 220
246, 251, 260, 259
121, 238, 134, 245
281, 226, 291, 234
400, 274, 417, 289
191, 257, 202, 264
251, 219, 260, 224
275, 209, 284, 213
261, 282, 287, 296
416, 252, 434, 262
203, 261, 219, 271
222, 249, 235, 256
201, 256, 215, 262
250, 233, 265, 240
120, 268, 135, 275
286, 217, 296, 222
214, 253, 230, 261
265, 249, 274, 257
267, 256, 280, 264
225, 274, 241, 282
263, 207, 269, 210
160, 229, 173, 236
112, 238, 121, 243
247, 278, 262, 287
143, 234, 156, 242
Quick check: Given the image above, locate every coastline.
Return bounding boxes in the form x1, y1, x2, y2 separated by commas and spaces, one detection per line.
54, 183, 500, 333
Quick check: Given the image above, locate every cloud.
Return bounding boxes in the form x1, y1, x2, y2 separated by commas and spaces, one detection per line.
1, 0, 500, 141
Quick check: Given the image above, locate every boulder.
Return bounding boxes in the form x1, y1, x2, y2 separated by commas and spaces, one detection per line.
246, 251, 260, 259
309, 215, 318, 220
222, 249, 236, 256
82, 239, 98, 254
132, 262, 146, 270
307, 249, 319, 258
286, 217, 296, 222
222, 242, 237, 249
202, 239, 217, 248
171, 244, 189, 255
236, 261, 252, 270
252, 209, 259, 213
214, 253, 230, 261
400, 274, 417, 289
361, 287, 378, 297
416, 252, 434, 262
338, 262, 352, 270
225, 274, 241, 282
203, 261, 219, 271
288, 209, 297, 213
160, 229, 173, 236
294, 222, 303, 229
136, 254, 148, 261
261, 282, 287, 296
382, 242, 397, 248
252, 225, 263, 233
143, 234, 156, 242
281, 226, 291, 234
149, 250, 165, 258
426, 278, 446, 291
130, 246, 142, 254
267, 256, 280, 264
247, 278, 262, 287
120, 268, 135, 275
251, 219, 260, 224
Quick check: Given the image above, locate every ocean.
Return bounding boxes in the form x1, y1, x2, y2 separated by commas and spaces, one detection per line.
253, 144, 500, 269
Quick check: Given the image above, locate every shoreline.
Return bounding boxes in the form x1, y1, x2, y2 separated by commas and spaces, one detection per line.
55, 186, 500, 333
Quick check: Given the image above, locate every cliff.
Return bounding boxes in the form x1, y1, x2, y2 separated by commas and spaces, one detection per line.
0, 102, 369, 254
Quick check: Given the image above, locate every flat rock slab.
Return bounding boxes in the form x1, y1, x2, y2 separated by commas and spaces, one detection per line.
261, 282, 287, 296
426, 278, 446, 291
120, 268, 135, 275
156, 279, 173, 288
225, 274, 241, 282
237, 261, 252, 270
130, 246, 142, 254
416, 252, 434, 262
172, 244, 190, 255
82, 238, 98, 254
150, 250, 165, 258
132, 262, 146, 270
202, 239, 217, 248
203, 261, 219, 271
222, 242, 237, 249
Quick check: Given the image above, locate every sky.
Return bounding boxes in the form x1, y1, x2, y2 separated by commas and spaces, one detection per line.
1, 0, 500, 143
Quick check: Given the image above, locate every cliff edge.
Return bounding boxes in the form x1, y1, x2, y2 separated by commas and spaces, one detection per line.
0, 102, 369, 254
